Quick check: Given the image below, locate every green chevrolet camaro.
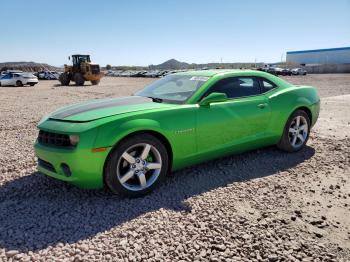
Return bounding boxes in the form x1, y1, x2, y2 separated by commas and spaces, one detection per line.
35, 70, 320, 197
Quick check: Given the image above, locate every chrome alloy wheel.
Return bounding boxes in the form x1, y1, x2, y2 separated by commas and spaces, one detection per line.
288, 115, 308, 149
117, 143, 162, 191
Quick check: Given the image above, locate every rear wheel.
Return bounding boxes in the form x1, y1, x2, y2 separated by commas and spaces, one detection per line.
91, 80, 100, 85
105, 134, 169, 197
74, 73, 85, 86
16, 80, 23, 87
59, 73, 71, 86
277, 110, 310, 152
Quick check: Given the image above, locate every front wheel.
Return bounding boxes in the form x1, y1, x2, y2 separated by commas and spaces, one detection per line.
91, 80, 100, 85
59, 73, 71, 86
73, 73, 85, 86
277, 110, 310, 152
105, 134, 169, 197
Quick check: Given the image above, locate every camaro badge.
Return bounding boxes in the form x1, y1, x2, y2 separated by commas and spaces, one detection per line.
175, 128, 195, 134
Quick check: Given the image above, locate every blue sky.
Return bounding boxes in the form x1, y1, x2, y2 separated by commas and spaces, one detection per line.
0, 0, 349, 66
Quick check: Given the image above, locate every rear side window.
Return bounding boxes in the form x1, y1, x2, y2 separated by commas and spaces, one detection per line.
204, 77, 261, 99
259, 78, 277, 92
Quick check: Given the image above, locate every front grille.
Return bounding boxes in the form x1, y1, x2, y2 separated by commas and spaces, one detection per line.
90, 64, 100, 74
38, 158, 56, 173
38, 130, 73, 148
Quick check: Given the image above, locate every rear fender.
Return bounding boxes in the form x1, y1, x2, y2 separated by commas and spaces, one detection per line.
266, 88, 316, 139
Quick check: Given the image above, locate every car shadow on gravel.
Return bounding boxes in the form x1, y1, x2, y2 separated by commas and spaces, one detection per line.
0, 145, 315, 252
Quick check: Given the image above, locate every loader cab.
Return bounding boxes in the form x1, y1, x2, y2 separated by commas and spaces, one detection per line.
71, 55, 91, 67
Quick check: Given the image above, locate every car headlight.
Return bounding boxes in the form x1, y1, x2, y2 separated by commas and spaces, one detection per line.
69, 135, 80, 146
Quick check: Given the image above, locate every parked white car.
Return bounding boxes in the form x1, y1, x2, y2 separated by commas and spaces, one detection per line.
291, 68, 307, 75
0, 73, 38, 87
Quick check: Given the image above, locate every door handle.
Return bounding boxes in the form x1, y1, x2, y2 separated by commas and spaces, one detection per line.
257, 103, 267, 109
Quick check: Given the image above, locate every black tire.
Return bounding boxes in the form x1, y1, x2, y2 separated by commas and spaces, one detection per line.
29, 83, 36, 86
277, 110, 310, 152
59, 73, 71, 86
73, 73, 85, 86
91, 80, 100, 85
16, 80, 23, 87
105, 133, 169, 197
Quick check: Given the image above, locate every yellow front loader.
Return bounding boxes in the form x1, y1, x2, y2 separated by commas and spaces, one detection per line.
59, 54, 104, 86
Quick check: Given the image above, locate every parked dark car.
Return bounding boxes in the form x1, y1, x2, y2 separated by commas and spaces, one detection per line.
257, 67, 277, 75
274, 68, 292, 76
37, 71, 60, 80
130, 71, 147, 77
144, 71, 163, 78
291, 68, 307, 75
266, 67, 278, 75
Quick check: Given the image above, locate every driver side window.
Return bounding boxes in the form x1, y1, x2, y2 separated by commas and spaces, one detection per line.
204, 77, 260, 99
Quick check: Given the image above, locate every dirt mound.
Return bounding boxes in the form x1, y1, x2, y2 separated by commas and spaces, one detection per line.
0, 62, 61, 73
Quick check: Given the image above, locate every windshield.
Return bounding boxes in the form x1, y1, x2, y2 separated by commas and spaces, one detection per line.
136, 75, 209, 103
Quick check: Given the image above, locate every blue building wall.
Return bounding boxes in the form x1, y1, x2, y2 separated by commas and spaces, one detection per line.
286, 47, 350, 65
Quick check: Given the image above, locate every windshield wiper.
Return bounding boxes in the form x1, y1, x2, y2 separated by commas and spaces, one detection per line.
148, 97, 163, 103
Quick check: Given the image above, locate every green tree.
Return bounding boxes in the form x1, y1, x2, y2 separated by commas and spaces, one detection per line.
106, 64, 112, 70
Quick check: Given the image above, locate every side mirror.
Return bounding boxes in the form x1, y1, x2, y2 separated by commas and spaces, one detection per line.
68, 56, 71, 61
199, 92, 228, 106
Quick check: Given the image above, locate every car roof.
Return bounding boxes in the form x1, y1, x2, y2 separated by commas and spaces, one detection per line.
174, 69, 279, 77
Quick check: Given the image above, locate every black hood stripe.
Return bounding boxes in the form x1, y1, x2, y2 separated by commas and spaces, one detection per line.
50, 96, 152, 119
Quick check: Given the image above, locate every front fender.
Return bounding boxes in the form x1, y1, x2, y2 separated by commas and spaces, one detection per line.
94, 118, 167, 148
93, 109, 198, 171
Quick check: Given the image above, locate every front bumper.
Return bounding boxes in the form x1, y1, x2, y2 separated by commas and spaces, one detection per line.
34, 142, 111, 189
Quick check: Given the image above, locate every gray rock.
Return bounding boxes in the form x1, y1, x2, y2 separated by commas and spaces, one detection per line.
6, 250, 19, 257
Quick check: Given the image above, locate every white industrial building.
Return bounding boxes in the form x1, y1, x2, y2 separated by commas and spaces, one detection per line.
286, 47, 350, 65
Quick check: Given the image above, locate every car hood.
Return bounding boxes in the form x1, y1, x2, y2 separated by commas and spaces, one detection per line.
49, 96, 176, 122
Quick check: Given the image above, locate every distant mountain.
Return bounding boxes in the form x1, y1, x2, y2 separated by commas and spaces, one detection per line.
150, 59, 190, 70
0, 62, 62, 72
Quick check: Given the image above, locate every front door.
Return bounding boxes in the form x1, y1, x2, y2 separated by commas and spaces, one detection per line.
196, 76, 271, 156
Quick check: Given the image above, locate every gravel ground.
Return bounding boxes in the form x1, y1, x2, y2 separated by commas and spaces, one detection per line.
0, 74, 349, 261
